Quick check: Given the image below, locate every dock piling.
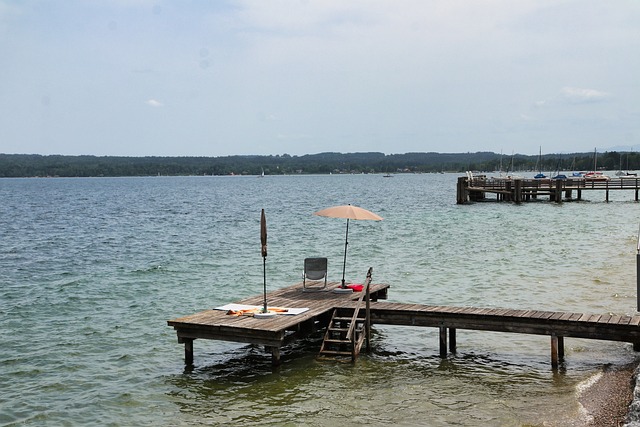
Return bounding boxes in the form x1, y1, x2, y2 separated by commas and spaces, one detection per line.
449, 328, 457, 353
439, 326, 447, 358
183, 338, 194, 366
550, 335, 565, 368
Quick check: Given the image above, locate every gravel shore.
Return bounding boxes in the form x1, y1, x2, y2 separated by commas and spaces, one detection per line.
579, 363, 637, 427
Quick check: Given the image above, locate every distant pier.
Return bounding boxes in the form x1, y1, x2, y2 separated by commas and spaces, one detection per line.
457, 174, 640, 204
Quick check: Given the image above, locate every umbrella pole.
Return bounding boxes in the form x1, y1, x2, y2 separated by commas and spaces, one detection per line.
341, 218, 349, 288
263, 256, 267, 312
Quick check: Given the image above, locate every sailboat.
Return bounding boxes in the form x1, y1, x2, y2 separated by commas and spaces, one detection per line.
569, 156, 583, 177
551, 159, 567, 180
505, 150, 522, 179
619, 151, 638, 178
533, 147, 547, 179
583, 148, 610, 181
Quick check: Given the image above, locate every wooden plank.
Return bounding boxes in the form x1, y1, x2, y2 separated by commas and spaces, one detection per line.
504, 309, 524, 318
492, 308, 511, 317
598, 314, 613, 324
619, 315, 634, 325
577, 313, 592, 322
559, 312, 573, 321
608, 315, 622, 324
530, 311, 547, 319
587, 314, 602, 323
549, 312, 565, 321
630, 315, 640, 326
457, 306, 481, 315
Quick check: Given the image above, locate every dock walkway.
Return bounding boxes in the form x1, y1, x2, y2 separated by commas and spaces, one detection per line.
337, 300, 640, 367
167, 281, 389, 365
168, 281, 640, 368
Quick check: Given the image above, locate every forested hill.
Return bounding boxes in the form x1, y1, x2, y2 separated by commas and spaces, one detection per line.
0, 151, 636, 178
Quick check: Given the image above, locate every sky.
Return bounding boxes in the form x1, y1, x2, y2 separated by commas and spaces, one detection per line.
1, 1, 639, 157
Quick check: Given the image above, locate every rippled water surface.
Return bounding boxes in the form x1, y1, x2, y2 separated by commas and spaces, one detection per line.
1, 174, 639, 426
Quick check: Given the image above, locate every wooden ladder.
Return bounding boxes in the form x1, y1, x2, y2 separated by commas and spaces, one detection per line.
317, 308, 367, 361
317, 268, 372, 362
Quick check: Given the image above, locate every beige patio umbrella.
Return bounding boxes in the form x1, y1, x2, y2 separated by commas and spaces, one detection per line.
313, 204, 383, 290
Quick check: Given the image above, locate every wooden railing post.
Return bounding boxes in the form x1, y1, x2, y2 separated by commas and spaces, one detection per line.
346, 267, 373, 360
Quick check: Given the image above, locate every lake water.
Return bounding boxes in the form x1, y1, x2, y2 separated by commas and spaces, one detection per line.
1, 173, 639, 426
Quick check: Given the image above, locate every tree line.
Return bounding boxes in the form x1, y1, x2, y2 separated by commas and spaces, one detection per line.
0, 151, 638, 178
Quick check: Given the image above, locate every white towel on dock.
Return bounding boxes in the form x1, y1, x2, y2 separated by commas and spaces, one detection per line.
214, 303, 309, 315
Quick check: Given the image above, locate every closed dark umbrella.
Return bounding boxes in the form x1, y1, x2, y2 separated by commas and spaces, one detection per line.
260, 208, 268, 313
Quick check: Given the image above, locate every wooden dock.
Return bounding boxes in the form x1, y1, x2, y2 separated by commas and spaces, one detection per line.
168, 278, 640, 368
337, 301, 640, 367
456, 174, 640, 204
167, 280, 389, 365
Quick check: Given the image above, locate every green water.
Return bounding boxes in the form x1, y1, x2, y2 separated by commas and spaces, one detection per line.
1, 174, 638, 426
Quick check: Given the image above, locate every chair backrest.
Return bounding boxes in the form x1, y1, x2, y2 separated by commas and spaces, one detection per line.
304, 257, 327, 280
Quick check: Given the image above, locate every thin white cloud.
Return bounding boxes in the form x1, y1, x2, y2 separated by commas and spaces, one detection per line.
146, 99, 164, 107
533, 87, 611, 109
561, 87, 611, 103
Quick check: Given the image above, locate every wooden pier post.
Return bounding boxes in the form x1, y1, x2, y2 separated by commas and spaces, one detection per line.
565, 188, 573, 200
270, 346, 281, 366
551, 335, 558, 368
554, 179, 563, 203
514, 179, 523, 204
550, 334, 564, 368
439, 326, 447, 358
456, 177, 467, 204
558, 336, 564, 361
449, 328, 457, 353
183, 338, 194, 366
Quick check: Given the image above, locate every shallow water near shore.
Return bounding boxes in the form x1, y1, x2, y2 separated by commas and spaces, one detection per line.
1, 173, 639, 426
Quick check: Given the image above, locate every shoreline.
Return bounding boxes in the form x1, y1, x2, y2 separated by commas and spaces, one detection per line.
579, 362, 638, 427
